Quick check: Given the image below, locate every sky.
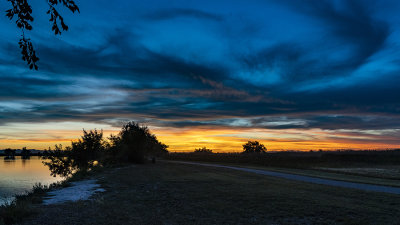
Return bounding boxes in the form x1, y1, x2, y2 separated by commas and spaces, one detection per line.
0, 0, 400, 152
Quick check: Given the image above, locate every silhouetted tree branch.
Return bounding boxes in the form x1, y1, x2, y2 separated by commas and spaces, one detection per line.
5, 0, 79, 70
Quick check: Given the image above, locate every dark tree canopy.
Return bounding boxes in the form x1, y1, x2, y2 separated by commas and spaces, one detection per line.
5, 0, 80, 70
194, 147, 213, 154
70, 129, 105, 168
242, 141, 267, 153
43, 121, 169, 177
114, 122, 168, 163
21, 146, 31, 158
4, 148, 16, 157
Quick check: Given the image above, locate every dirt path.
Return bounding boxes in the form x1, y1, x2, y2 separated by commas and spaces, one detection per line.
167, 160, 400, 195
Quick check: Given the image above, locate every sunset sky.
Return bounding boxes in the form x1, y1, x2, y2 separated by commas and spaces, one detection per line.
0, 0, 400, 152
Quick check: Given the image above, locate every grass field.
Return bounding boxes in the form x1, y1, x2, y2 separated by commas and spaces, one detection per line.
316, 166, 400, 179
189, 163, 400, 188
165, 150, 400, 169
165, 151, 400, 186
18, 162, 400, 225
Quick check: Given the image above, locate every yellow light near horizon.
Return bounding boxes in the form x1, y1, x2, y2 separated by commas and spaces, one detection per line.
0, 122, 398, 152
0, 121, 120, 149
152, 127, 400, 152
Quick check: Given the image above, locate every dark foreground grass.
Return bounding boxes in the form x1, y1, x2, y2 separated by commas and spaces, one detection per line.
15, 162, 400, 225
0, 168, 99, 225
0, 182, 68, 225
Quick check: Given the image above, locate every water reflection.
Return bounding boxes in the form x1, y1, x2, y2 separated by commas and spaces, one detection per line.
0, 156, 64, 205
2, 158, 16, 167
21, 158, 30, 168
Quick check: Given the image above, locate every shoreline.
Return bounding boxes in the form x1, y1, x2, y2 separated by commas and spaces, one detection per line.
0, 166, 106, 225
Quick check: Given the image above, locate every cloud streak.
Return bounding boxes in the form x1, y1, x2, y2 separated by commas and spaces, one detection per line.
144, 8, 223, 22
0, 0, 399, 150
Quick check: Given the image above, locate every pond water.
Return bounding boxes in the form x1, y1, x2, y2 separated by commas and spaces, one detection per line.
0, 156, 63, 205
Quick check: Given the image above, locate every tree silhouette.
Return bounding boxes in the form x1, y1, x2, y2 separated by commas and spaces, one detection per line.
43, 129, 105, 177
70, 129, 105, 169
5, 0, 79, 70
4, 148, 16, 159
242, 141, 267, 153
42, 144, 74, 177
43, 122, 169, 177
194, 147, 213, 154
112, 122, 168, 163
21, 146, 31, 159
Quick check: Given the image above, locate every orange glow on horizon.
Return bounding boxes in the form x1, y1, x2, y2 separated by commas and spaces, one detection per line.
0, 124, 399, 152
152, 127, 400, 152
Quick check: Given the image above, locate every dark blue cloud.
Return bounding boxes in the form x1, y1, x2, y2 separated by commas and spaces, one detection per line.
0, 0, 399, 141
144, 8, 223, 21
241, 0, 390, 86
290, 0, 389, 70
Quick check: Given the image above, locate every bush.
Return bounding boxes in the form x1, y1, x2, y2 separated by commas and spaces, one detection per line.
194, 147, 213, 154
70, 129, 105, 168
4, 148, 15, 159
21, 147, 31, 159
242, 141, 267, 153
42, 144, 74, 177
0, 200, 33, 225
43, 129, 105, 177
109, 122, 168, 163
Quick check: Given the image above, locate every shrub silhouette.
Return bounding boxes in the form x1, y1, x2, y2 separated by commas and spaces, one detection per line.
43, 144, 74, 177
4, 148, 16, 159
242, 141, 267, 153
21, 147, 30, 159
110, 122, 168, 163
44, 130, 105, 177
194, 147, 213, 154
70, 129, 105, 169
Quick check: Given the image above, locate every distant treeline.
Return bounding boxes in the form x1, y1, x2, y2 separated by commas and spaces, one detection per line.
0, 147, 40, 158
0, 151, 45, 157
165, 149, 400, 168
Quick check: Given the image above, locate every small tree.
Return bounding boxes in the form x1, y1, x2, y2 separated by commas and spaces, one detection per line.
110, 122, 168, 164
194, 147, 213, 154
242, 141, 267, 153
4, 148, 16, 158
43, 144, 74, 177
43, 129, 106, 177
21, 146, 31, 159
70, 129, 105, 169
